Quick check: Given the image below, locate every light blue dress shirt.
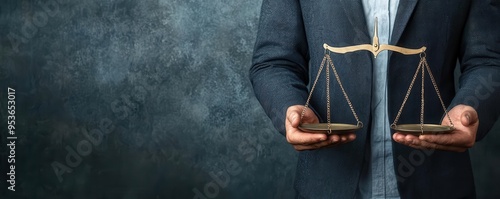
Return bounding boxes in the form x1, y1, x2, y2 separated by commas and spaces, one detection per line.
358, 0, 400, 198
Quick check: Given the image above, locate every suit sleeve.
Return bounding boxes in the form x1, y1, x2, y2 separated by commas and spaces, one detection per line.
249, 0, 310, 136
450, 0, 500, 141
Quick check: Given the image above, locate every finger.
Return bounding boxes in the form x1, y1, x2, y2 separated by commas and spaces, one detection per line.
321, 133, 356, 145
314, 133, 356, 145
406, 139, 467, 152
287, 111, 300, 128
418, 134, 457, 146
287, 130, 327, 145
307, 133, 356, 146
300, 108, 319, 124
461, 110, 478, 127
287, 106, 318, 125
396, 132, 457, 147
310, 135, 342, 148
294, 133, 356, 150
393, 133, 419, 145
338, 133, 356, 143
293, 137, 339, 150
306, 134, 339, 145
285, 117, 327, 145
394, 133, 468, 152
419, 133, 474, 148
295, 133, 357, 151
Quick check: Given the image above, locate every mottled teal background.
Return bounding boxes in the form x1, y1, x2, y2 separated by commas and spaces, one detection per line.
0, 0, 498, 198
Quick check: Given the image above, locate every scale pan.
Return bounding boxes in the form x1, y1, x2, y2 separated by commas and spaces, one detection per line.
391, 124, 454, 135
298, 123, 361, 134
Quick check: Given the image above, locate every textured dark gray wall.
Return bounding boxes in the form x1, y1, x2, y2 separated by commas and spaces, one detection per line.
0, 0, 498, 198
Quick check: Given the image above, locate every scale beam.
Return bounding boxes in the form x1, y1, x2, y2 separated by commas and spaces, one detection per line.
323, 43, 426, 57
323, 18, 426, 57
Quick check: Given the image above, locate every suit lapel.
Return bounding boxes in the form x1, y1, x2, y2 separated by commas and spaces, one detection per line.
391, 0, 419, 45
339, 0, 370, 40
337, 0, 419, 45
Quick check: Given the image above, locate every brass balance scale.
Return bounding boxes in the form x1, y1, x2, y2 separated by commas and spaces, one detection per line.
298, 20, 455, 136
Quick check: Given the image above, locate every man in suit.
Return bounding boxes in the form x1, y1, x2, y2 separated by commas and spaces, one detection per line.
250, 0, 500, 198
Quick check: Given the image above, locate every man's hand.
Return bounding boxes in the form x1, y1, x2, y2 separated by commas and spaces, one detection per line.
393, 104, 479, 152
286, 105, 356, 151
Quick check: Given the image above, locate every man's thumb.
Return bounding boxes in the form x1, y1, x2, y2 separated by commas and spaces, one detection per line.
461, 110, 478, 126
288, 112, 299, 127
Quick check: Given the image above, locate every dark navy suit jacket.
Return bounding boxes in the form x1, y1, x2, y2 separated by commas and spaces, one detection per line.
250, 0, 500, 198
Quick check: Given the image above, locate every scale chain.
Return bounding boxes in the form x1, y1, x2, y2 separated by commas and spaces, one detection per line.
300, 56, 327, 121
392, 54, 454, 130
423, 57, 454, 127
301, 53, 363, 131
421, 55, 425, 133
326, 54, 332, 133
391, 56, 424, 127
326, 54, 362, 126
